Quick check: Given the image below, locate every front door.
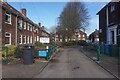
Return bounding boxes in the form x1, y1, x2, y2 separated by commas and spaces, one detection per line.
111, 31, 114, 44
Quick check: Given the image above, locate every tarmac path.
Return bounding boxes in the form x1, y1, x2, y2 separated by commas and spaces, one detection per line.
34, 47, 116, 78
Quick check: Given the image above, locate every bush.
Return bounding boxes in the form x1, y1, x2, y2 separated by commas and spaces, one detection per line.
78, 40, 87, 46
58, 40, 87, 47
34, 42, 46, 50
14, 45, 23, 58
2, 45, 16, 57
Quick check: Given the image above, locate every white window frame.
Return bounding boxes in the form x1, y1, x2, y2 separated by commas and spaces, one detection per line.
99, 29, 102, 33
27, 36, 29, 43
30, 36, 32, 43
23, 36, 26, 44
18, 19, 22, 29
19, 34, 22, 44
37, 36, 39, 41
83, 35, 85, 37
30, 24, 32, 31
5, 32, 11, 46
27, 23, 30, 30
5, 12, 11, 24
111, 4, 115, 12
24, 21, 26, 29
35, 36, 36, 42
79, 35, 81, 38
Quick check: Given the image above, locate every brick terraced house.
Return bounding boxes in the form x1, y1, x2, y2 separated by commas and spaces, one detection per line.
71, 29, 87, 41
1, 2, 50, 46
97, 1, 120, 45
89, 29, 99, 43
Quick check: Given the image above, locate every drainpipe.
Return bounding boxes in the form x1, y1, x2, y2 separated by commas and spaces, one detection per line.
15, 16, 18, 46
106, 6, 109, 44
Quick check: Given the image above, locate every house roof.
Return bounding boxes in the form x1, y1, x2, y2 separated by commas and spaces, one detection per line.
97, 1, 120, 15
2, 2, 37, 27
96, 2, 110, 15
89, 29, 99, 38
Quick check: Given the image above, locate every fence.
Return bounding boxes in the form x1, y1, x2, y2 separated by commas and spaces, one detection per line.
46, 45, 57, 61
100, 44, 119, 57
83, 43, 119, 57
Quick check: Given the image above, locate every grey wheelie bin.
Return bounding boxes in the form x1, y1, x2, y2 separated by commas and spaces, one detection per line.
23, 45, 34, 65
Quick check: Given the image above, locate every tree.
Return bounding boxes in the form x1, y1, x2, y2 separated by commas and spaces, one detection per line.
57, 2, 90, 41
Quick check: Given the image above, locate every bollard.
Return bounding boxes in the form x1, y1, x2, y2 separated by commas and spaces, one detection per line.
97, 46, 100, 64
6, 46, 9, 64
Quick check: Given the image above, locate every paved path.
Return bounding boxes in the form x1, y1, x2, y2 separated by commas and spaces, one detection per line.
34, 47, 115, 78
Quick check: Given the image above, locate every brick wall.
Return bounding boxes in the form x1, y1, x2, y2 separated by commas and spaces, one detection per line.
2, 9, 16, 46
99, 8, 107, 44
2, 2, 50, 46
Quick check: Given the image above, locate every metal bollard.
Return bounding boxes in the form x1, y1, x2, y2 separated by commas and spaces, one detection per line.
97, 46, 100, 64
6, 46, 9, 64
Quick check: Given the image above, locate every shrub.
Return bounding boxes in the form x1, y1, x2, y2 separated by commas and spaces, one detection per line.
78, 40, 87, 46
34, 42, 46, 50
2, 45, 16, 57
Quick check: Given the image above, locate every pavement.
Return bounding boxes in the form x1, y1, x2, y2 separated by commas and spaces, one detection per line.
81, 46, 119, 79
2, 47, 118, 79
34, 47, 116, 78
2, 61, 48, 78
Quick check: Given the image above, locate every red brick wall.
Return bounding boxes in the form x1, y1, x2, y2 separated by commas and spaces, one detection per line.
99, 8, 107, 44
2, 9, 16, 46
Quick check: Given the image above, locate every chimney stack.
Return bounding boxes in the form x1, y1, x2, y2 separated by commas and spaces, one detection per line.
21, 8, 26, 16
38, 23, 41, 27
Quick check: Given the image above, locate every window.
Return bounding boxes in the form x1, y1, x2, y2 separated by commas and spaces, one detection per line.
118, 29, 120, 35
83, 35, 85, 37
96, 35, 98, 38
18, 19, 22, 29
56, 35, 58, 37
30, 36, 32, 43
27, 23, 30, 30
30, 24, 32, 31
5, 32, 11, 45
99, 29, 102, 33
27, 36, 29, 43
34, 26, 38, 33
5, 12, 11, 24
37, 36, 39, 41
35, 37, 36, 42
23, 36, 26, 44
24, 21, 26, 29
19, 34, 22, 44
79, 35, 81, 37
111, 4, 115, 12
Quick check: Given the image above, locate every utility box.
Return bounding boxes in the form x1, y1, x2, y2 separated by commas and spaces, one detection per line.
23, 45, 34, 65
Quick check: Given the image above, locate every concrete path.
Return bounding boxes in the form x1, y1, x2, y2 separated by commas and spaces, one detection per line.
2, 62, 48, 78
34, 47, 115, 78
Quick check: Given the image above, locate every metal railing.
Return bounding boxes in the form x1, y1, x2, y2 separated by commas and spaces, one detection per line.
46, 45, 57, 61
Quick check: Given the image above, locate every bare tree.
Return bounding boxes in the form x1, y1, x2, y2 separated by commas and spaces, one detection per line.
57, 2, 90, 41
